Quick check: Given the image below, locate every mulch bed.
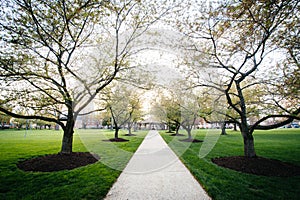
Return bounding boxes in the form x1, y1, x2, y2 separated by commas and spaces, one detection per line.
102, 138, 129, 142
212, 156, 300, 177
124, 134, 137, 136
179, 138, 203, 143
17, 152, 99, 172
170, 133, 185, 136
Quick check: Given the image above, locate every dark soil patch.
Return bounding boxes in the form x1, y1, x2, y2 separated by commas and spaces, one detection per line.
179, 138, 203, 143
17, 152, 99, 172
124, 134, 136, 136
165, 131, 174, 133
170, 133, 185, 136
212, 156, 300, 177
102, 138, 129, 142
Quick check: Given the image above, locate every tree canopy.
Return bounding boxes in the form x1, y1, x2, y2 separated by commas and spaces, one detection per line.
175, 0, 300, 157
0, 0, 175, 153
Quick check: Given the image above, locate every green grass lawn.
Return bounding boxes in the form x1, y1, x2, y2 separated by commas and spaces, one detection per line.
0, 128, 147, 200
160, 128, 300, 200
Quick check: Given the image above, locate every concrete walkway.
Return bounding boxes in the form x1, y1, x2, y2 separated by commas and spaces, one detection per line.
105, 130, 211, 200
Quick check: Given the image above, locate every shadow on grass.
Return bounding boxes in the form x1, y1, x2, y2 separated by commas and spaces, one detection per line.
123, 134, 137, 136
170, 133, 185, 136
179, 138, 203, 143
102, 138, 129, 142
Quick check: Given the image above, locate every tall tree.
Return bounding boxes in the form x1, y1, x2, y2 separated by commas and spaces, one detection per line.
126, 92, 143, 135
0, 0, 112, 154
152, 89, 181, 134
178, 0, 300, 157
101, 83, 143, 139
178, 94, 200, 140
0, 0, 172, 153
154, 84, 202, 139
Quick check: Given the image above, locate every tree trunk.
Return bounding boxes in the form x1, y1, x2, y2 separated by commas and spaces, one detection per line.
61, 119, 75, 154
175, 123, 180, 135
187, 129, 192, 139
167, 121, 173, 133
221, 122, 227, 135
115, 127, 119, 139
133, 122, 137, 132
128, 122, 132, 135
242, 132, 256, 158
233, 123, 237, 131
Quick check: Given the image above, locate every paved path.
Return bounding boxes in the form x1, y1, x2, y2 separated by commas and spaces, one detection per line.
105, 130, 211, 200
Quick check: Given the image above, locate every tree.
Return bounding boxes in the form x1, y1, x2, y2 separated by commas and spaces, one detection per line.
35, 119, 53, 130
0, 111, 11, 129
0, 0, 111, 153
101, 113, 112, 128
152, 89, 182, 134
272, 0, 299, 100
179, 0, 300, 157
11, 117, 28, 129
0, 100, 13, 128
0, 0, 172, 153
126, 92, 143, 135
154, 83, 203, 140
101, 84, 143, 139
165, 99, 181, 135
202, 86, 261, 135
178, 95, 200, 140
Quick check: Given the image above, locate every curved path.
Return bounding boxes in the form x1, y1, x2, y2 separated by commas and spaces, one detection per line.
105, 130, 211, 200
